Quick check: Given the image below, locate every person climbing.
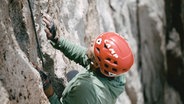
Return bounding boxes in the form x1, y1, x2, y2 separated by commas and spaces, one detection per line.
41, 14, 134, 104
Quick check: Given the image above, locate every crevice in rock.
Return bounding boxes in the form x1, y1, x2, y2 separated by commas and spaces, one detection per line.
165, 0, 184, 103
136, 0, 142, 72
9, 1, 30, 58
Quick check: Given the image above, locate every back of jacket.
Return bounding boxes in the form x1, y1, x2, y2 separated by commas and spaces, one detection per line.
49, 38, 126, 104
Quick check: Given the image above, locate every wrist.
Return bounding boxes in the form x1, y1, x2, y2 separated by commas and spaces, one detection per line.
51, 37, 59, 44
44, 84, 54, 98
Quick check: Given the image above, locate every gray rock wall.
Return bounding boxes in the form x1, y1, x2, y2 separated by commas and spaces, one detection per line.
0, 0, 183, 104
0, 0, 48, 104
138, 0, 166, 103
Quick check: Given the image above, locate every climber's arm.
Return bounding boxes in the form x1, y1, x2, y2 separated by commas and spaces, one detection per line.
43, 14, 90, 68
50, 37, 90, 68
32, 63, 62, 104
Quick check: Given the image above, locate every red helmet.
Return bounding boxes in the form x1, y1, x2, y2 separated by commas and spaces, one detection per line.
93, 32, 134, 77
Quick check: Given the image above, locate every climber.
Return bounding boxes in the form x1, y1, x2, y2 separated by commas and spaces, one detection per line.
41, 14, 134, 104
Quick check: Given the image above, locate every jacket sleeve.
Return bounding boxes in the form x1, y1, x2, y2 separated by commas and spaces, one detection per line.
49, 93, 62, 104
50, 37, 90, 68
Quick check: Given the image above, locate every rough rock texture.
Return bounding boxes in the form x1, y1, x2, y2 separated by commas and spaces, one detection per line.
0, 82, 9, 104
0, 0, 183, 104
138, 0, 166, 104
0, 0, 48, 104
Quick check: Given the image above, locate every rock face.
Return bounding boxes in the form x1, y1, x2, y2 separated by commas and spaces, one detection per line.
0, 0, 183, 104
0, 0, 48, 104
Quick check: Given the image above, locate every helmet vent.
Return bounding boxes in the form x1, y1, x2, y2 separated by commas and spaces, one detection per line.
104, 70, 108, 74
97, 56, 101, 62
104, 64, 109, 68
114, 61, 118, 65
122, 69, 127, 71
96, 47, 100, 53
112, 68, 117, 72
104, 44, 108, 49
106, 58, 111, 61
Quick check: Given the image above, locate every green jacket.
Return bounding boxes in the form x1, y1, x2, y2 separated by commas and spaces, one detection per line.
49, 37, 126, 104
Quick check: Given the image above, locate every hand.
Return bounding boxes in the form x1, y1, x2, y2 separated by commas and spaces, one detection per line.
42, 14, 58, 42
44, 84, 54, 98
32, 63, 54, 98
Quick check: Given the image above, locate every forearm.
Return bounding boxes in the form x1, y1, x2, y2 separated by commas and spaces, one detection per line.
50, 37, 90, 67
